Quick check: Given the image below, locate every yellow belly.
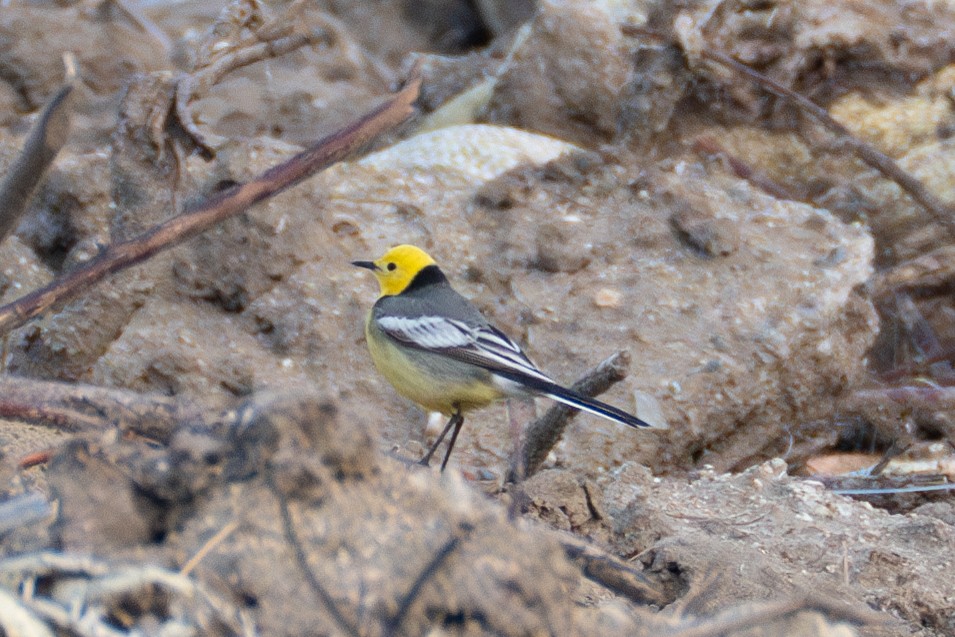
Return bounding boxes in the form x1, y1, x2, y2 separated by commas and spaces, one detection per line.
365, 315, 503, 415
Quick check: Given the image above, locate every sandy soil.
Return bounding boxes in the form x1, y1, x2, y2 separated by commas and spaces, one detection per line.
0, 1, 953, 635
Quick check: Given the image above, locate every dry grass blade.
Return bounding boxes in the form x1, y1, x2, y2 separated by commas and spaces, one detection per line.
507, 351, 633, 482
179, 519, 240, 577
0, 78, 75, 245
703, 49, 955, 237
0, 68, 420, 335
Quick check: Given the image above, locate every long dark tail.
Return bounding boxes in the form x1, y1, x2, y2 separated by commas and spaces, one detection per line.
497, 372, 652, 429
544, 385, 651, 429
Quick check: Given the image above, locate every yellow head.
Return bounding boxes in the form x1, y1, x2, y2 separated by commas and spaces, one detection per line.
352, 245, 437, 297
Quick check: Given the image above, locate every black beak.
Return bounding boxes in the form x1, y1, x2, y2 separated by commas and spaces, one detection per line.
351, 260, 378, 271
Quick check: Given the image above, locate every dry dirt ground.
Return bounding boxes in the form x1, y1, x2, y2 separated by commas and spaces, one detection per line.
0, 1, 954, 635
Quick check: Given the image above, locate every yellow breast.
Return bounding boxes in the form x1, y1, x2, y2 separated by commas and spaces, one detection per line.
364, 313, 503, 415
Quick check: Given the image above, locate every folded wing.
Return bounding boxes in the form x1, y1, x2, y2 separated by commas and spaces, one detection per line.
375, 315, 554, 384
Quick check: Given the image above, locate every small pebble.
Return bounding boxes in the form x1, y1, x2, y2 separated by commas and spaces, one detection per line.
593, 288, 622, 307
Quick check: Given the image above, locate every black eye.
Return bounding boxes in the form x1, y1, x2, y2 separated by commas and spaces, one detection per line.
386, 262, 397, 271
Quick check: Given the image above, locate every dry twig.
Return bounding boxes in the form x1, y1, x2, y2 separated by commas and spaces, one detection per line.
0, 68, 420, 335
558, 534, 670, 606
180, 519, 240, 577
507, 350, 633, 482
175, 1, 392, 152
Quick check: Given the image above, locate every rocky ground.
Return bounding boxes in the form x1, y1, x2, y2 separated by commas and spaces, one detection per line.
0, 1, 953, 635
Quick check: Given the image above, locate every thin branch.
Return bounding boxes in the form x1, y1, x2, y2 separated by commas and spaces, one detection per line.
702, 49, 955, 237
831, 481, 955, 496
175, 2, 396, 152
0, 68, 420, 335
507, 351, 633, 482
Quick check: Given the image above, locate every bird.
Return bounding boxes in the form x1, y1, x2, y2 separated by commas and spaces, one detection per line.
352, 244, 651, 471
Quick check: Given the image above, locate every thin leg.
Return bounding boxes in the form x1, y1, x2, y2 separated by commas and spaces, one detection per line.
439, 413, 465, 472
418, 410, 462, 467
